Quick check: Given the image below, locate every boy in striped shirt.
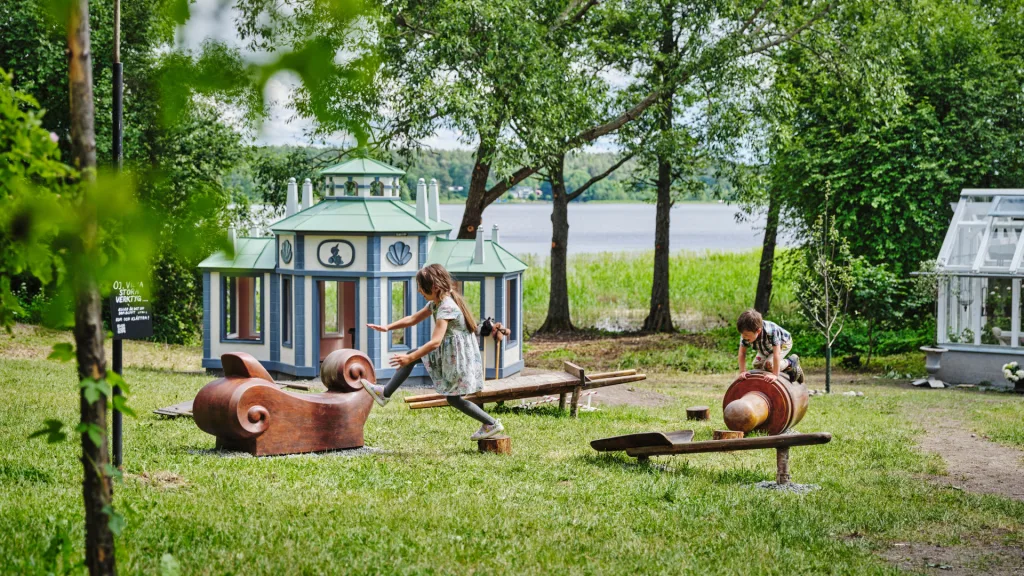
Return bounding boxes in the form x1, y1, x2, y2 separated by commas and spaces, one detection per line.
737, 309, 804, 383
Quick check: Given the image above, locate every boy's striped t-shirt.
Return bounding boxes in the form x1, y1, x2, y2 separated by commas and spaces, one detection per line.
740, 320, 792, 357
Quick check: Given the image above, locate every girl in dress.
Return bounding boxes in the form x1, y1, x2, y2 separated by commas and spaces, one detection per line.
363, 264, 505, 440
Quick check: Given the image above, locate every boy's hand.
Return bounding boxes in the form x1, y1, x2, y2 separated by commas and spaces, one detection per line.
368, 323, 388, 333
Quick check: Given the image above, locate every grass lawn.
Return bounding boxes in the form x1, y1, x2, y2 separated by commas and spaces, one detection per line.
2, 329, 1024, 574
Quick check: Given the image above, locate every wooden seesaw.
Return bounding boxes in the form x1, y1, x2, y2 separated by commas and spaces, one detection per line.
590, 371, 830, 485
403, 361, 646, 418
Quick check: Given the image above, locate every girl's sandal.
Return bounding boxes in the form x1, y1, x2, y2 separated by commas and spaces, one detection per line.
471, 420, 504, 440
361, 379, 390, 407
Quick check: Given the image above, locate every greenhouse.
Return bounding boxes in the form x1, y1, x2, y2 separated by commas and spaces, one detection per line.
929, 189, 1024, 387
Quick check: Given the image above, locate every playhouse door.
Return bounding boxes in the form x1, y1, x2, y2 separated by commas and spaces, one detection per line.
319, 280, 356, 361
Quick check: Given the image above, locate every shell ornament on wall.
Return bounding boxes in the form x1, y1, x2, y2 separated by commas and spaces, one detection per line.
387, 241, 413, 266
280, 240, 293, 264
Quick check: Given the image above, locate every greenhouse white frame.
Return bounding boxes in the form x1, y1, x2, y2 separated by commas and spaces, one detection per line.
930, 189, 1024, 388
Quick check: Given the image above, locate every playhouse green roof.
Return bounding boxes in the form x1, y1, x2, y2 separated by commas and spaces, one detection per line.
198, 238, 276, 270
271, 197, 453, 234
426, 239, 528, 275
320, 158, 405, 177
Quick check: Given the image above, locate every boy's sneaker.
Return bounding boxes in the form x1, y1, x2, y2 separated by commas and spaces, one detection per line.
361, 379, 389, 407
788, 355, 805, 384
470, 420, 505, 441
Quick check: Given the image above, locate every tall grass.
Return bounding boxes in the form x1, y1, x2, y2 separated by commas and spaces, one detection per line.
522, 249, 796, 332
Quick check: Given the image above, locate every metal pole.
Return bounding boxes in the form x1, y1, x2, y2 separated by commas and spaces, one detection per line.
111, 0, 124, 469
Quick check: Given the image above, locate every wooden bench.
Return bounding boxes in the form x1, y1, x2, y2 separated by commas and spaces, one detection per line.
592, 431, 832, 485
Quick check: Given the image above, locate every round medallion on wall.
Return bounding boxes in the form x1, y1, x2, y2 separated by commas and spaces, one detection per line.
317, 239, 356, 268
280, 239, 293, 264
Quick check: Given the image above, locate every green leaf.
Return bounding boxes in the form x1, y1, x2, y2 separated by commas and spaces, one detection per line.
112, 395, 137, 418
48, 343, 74, 362
75, 423, 104, 448
29, 419, 66, 443
105, 370, 130, 394
80, 378, 112, 405
102, 463, 124, 483
102, 505, 126, 537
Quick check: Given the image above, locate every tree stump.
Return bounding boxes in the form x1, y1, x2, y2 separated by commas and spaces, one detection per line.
478, 435, 511, 455
713, 430, 744, 440
686, 406, 710, 421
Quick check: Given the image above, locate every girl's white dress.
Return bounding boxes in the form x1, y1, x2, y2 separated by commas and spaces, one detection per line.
421, 296, 484, 396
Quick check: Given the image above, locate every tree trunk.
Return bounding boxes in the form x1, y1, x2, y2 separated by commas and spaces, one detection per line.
458, 141, 493, 239
825, 344, 832, 394
754, 189, 781, 315
68, 0, 116, 573
538, 154, 575, 334
866, 318, 874, 367
642, 3, 676, 334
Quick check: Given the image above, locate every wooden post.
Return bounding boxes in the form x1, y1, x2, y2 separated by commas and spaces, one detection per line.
776, 447, 790, 485
478, 435, 511, 454
558, 393, 567, 412
570, 367, 584, 418
686, 406, 710, 421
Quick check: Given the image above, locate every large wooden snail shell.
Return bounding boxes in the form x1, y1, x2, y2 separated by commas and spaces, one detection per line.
722, 371, 808, 435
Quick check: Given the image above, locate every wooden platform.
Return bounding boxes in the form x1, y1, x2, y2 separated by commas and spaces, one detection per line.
403, 362, 646, 418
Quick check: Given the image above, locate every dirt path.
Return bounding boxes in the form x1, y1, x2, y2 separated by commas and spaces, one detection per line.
876, 411, 1024, 575
918, 413, 1024, 501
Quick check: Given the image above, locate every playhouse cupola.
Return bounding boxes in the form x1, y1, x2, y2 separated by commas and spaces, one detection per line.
320, 157, 406, 198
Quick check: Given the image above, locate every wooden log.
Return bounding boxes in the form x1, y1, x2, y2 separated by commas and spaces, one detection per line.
625, 432, 831, 458
478, 435, 511, 455
587, 369, 638, 380
713, 430, 744, 440
776, 447, 790, 485
686, 406, 710, 421
582, 374, 647, 388
570, 366, 584, 418
563, 361, 584, 377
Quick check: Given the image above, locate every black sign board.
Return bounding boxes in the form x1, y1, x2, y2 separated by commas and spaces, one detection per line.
110, 280, 153, 340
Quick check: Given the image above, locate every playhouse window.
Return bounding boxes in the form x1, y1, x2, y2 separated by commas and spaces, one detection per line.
324, 281, 342, 335
370, 181, 383, 196
344, 181, 357, 196
505, 277, 519, 343
390, 279, 410, 349
454, 280, 482, 321
282, 277, 292, 346
223, 275, 262, 341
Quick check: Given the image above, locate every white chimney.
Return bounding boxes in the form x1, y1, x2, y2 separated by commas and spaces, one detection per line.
474, 228, 485, 265
416, 178, 428, 221
285, 177, 298, 217
491, 224, 499, 245
227, 226, 237, 254
428, 178, 440, 221
302, 178, 314, 209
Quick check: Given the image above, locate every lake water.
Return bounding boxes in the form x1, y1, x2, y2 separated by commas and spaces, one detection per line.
441, 202, 775, 255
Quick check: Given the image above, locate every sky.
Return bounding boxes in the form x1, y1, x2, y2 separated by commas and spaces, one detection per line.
179, 0, 471, 149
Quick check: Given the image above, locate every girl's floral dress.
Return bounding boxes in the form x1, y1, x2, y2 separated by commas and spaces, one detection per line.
421, 296, 484, 396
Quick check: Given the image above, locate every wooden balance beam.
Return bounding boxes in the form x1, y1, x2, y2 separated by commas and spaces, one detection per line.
404, 362, 646, 418
591, 431, 831, 485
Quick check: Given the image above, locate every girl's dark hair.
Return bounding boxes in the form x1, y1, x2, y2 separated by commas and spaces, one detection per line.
416, 264, 478, 334
737, 309, 763, 333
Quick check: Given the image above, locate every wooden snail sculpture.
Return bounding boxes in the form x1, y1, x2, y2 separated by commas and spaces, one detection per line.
722, 370, 809, 435
193, 350, 375, 456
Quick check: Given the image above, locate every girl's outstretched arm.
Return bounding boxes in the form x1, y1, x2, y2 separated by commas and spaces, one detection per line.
390, 317, 448, 367
369, 303, 433, 333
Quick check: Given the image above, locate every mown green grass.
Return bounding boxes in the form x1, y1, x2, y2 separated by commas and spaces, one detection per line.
2, 347, 1023, 575
521, 249, 797, 332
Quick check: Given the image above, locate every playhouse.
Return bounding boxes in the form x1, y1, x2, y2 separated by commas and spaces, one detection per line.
927, 189, 1024, 387
198, 158, 527, 384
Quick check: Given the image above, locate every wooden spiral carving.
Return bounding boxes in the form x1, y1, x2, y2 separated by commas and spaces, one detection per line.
193, 351, 374, 456
321, 349, 376, 392
722, 371, 808, 435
